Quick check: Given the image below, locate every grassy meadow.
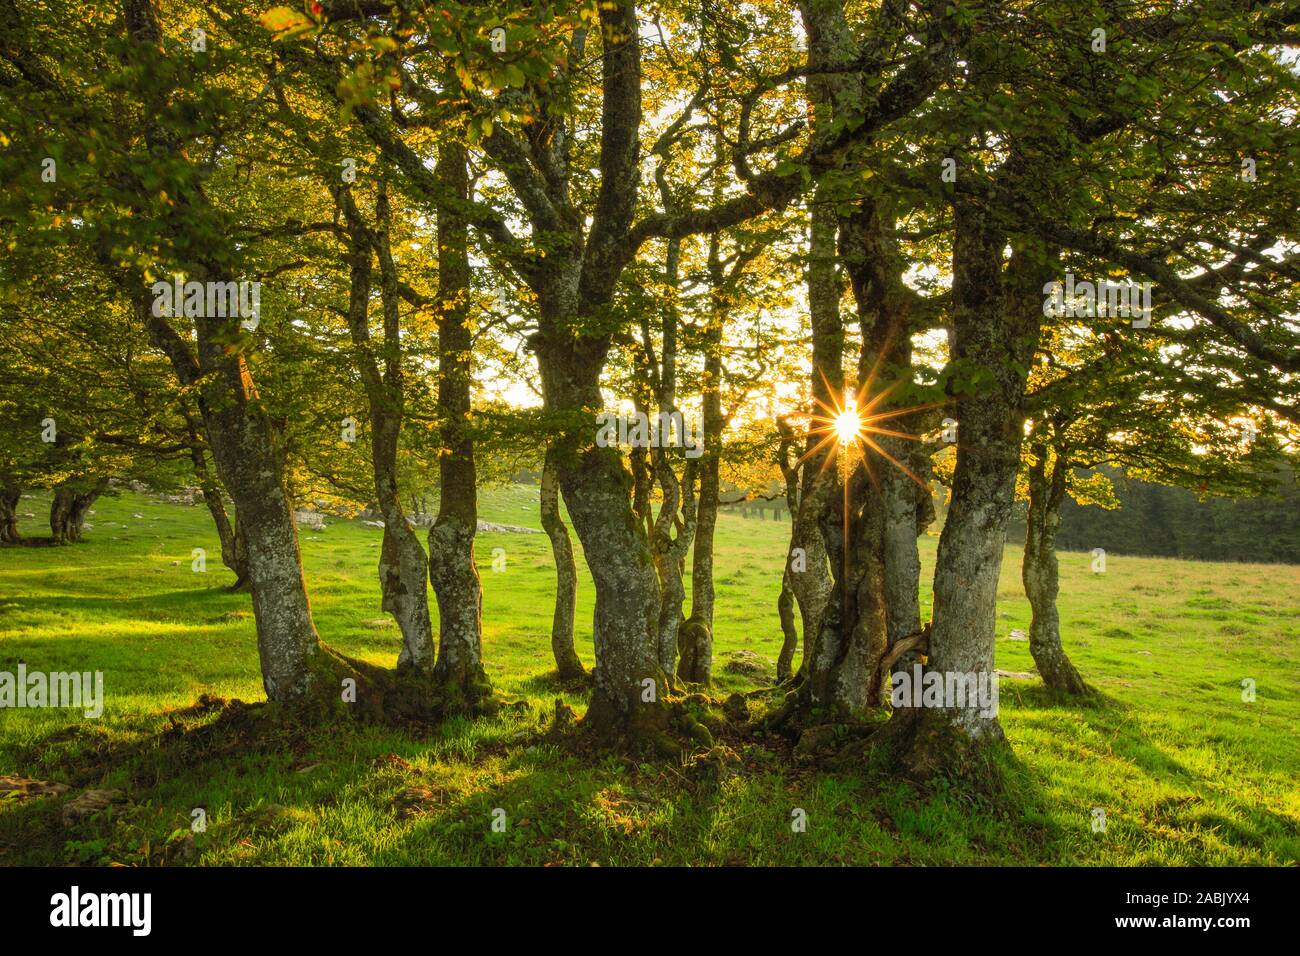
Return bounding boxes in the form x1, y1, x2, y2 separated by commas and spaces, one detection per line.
0, 485, 1297, 866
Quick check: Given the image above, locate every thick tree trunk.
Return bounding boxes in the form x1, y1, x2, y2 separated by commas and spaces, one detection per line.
197, 354, 325, 702
1023, 446, 1087, 694
560, 444, 664, 736
534, 304, 666, 742
781, 0, 866, 718
0, 478, 22, 544
426, 142, 490, 707
541, 450, 584, 679
840, 196, 930, 694
48, 477, 107, 544
788, 170, 865, 715
107, 0, 332, 706
892, 207, 1044, 771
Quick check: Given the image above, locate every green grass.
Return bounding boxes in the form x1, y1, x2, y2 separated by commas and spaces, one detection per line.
1, 486, 1297, 865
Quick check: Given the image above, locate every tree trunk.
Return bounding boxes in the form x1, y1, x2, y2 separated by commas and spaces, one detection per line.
892, 207, 1045, 771
534, 310, 666, 743
1023, 445, 1087, 693
425, 142, 491, 708
48, 477, 107, 544
657, 455, 700, 682
340, 180, 437, 677
684, 225, 727, 674
840, 195, 929, 693
559, 437, 664, 738
0, 478, 22, 544
541, 450, 584, 679
184, 413, 248, 590
787, 168, 863, 715
777, 569, 800, 682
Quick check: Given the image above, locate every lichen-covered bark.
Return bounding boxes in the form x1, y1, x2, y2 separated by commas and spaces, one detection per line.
541, 450, 584, 679
426, 142, 490, 706
0, 477, 22, 544
48, 477, 107, 544
1023, 443, 1087, 694
656, 454, 699, 682
784, 0, 872, 718
534, 297, 665, 741
555, 423, 664, 736
904, 205, 1045, 754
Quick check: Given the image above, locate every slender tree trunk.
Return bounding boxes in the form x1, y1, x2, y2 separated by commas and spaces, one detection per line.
340, 180, 437, 677
426, 141, 491, 707
686, 225, 726, 668
0, 478, 22, 544
790, 172, 865, 715
184, 412, 248, 590
541, 450, 584, 679
658, 456, 700, 682
48, 477, 107, 544
775, 420, 802, 682
689, 347, 722, 632
777, 570, 800, 682
1024, 445, 1086, 693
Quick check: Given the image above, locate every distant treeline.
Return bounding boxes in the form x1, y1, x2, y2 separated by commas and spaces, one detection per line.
1047, 467, 1299, 565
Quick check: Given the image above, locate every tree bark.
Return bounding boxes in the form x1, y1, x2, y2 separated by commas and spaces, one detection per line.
340, 180, 437, 677
893, 206, 1045, 769
184, 411, 248, 590
48, 477, 107, 544
426, 141, 491, 707
0, 477, 22, 544
685, 224, 727, 670
775, 419, 803, 682
541, 449, 584, 679
535, 306, 665, 742
1023, 443, 1087, 693
840, 196, 930, 696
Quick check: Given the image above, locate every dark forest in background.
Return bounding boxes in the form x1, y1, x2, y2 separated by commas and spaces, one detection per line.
1038, 466, 1299, 564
